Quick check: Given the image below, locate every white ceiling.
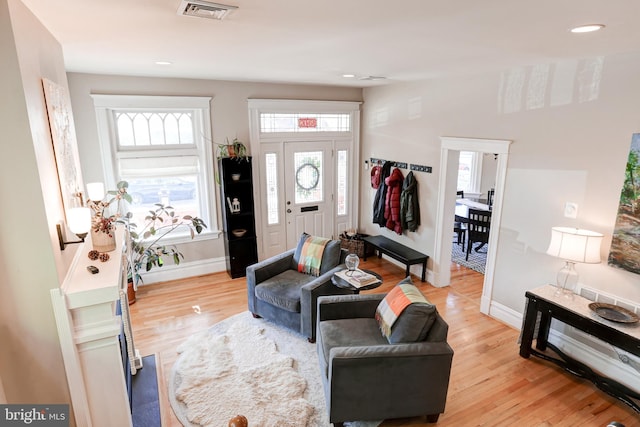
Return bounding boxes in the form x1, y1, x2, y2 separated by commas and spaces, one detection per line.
19, 0, 640, 88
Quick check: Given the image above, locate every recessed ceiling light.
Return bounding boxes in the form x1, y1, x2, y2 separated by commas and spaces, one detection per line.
155, 61, 173, 65
570, 24, 605, 33
342, 74, 356, 78
359, 76, 387, 81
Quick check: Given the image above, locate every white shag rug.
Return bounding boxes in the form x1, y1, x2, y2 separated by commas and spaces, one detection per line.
169, 311, 381, 427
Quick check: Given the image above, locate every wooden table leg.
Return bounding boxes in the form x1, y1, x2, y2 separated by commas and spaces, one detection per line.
536, 310, 551, 351
519, 297, 538, 358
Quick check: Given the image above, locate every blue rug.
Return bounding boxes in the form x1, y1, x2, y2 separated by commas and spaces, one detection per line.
132, 354, 161, 427
451, 239, 487, 274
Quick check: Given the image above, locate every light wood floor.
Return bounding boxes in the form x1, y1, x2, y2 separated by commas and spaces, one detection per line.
130, 258, 638, 426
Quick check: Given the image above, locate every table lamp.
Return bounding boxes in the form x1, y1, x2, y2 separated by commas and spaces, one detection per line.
546, 227, 603, 297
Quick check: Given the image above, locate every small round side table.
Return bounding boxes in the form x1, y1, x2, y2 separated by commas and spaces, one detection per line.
331, 269, 383, 294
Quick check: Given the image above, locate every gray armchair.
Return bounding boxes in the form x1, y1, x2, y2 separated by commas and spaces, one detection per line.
246, 235, 351, 342
316, 293, 454, 425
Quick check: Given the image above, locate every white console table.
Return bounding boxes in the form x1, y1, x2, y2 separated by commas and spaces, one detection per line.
51, 227, 137, 427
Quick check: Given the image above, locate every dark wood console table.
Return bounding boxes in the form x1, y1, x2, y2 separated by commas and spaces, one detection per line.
520, 285, 640, 413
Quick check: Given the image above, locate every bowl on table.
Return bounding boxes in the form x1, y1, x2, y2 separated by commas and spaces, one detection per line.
231, 228, 247, 237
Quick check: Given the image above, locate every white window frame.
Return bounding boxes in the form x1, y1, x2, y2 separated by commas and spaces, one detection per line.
92, 94, 220, 242
457, 150, 484, 197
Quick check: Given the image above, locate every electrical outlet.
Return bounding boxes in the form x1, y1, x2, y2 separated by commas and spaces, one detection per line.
564, 202, 578, 219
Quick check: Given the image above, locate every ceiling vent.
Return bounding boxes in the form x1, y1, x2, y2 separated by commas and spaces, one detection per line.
177, 0, 238, 20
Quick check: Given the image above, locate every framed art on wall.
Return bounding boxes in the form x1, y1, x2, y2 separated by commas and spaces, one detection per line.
42, 78, 83, 218
608, 133, 640, 274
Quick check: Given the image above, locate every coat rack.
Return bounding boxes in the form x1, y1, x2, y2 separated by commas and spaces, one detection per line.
370, 158, 431, 173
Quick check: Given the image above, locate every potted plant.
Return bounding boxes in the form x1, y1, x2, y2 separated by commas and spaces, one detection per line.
87, 182, 130, 252
216, 137, 248, 161
107, 181, 207, 303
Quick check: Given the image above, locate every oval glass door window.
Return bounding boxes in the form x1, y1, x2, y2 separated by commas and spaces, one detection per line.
294, 151, 323, 204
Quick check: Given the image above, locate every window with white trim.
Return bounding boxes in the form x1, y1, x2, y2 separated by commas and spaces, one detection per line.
457, 150, 483, 195
92, 95, 217, 239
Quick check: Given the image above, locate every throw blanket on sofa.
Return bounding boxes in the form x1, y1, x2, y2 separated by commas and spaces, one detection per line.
376, 283, 429, 337
297, 235, 330, 276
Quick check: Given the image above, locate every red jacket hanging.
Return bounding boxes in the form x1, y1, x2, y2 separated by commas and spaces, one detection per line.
384, 167, 404, 234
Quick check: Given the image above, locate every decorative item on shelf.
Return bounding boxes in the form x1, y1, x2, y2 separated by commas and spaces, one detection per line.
546, 227, 603, 298
227, 197, 241, 213
345, 253, 360, 276
85, 181, 128, 253
588, 302, 639, 324
231, 173, 241, 181
231, 228, 247, 238
91, 216, 117, 252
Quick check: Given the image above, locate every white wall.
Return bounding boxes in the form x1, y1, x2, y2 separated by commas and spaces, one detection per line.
1, 0, 74, 416
67, 73, 362, 273
361, 53, 640, 314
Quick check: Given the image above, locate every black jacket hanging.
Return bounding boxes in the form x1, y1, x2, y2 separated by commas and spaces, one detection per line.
400, 171, 420, 232
373, 161, 393, 226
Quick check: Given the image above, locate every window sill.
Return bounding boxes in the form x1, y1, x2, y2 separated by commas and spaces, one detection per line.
136, 229, 222, 246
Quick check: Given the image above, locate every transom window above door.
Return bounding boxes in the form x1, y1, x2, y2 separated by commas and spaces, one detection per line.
260, 113, 351, 133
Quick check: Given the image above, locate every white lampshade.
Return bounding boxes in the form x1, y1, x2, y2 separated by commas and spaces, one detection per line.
546, 227, 603, 264
67, 207, 92, 235
86, 182, 105, 201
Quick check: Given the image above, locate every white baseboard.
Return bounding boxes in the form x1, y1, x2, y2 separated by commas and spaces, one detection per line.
486, 299, 523, 329
138, 256, 227, 285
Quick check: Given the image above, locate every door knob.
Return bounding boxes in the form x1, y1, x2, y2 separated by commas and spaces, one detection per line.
287, 209, 292, 213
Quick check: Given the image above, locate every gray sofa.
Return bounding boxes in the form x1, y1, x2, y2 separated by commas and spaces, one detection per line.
316, 293, 454, 425
246, 236, 352, 342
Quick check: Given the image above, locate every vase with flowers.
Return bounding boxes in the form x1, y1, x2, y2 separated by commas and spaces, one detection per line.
86, 181, 130, 252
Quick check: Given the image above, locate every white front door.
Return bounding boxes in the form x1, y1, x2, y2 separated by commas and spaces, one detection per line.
284, 141, 334, 248
248, 99, 361, 260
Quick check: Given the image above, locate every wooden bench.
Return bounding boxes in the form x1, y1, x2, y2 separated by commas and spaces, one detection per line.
362, 235, 428, 282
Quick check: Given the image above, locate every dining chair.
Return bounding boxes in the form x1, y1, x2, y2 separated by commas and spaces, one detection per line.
487, 189, 495, 207
453, 191, 466, 246
466, 208, 491, 260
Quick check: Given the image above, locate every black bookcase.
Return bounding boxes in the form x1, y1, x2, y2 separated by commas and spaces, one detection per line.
218, 157, 258, 278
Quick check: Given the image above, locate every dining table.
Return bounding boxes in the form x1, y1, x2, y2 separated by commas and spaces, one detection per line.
455, 198, 491, 223
455, 199, 492, 253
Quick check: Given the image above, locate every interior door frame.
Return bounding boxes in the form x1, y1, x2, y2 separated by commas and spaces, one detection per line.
433, 136, 512, 315
248, 99, 362, 260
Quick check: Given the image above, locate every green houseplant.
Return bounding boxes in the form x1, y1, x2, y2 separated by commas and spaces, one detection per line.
106, 181, 207, 295
216, 137, 249, 161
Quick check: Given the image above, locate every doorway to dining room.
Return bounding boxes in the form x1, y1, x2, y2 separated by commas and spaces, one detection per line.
433, 137, 512, 316
451, 151, 497, 274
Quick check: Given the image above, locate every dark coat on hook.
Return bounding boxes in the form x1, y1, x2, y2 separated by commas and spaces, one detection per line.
401, 171, 420, 232
373, 161, 393, 226
384, 167, 404, 234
